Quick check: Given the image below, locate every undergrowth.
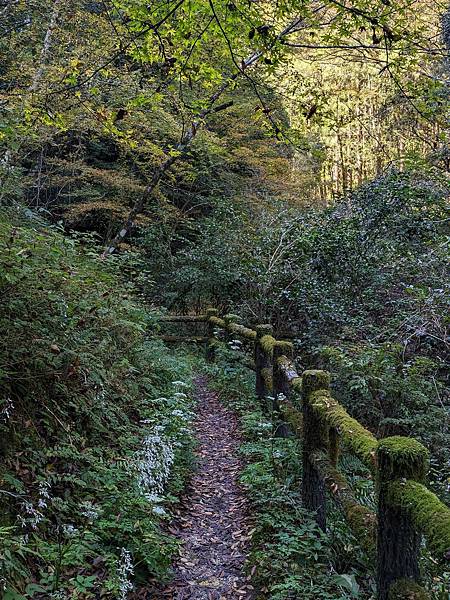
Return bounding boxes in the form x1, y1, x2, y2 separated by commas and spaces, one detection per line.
205, 345, 371, 599
0, 208, 196, 599
205, 342, 450, 599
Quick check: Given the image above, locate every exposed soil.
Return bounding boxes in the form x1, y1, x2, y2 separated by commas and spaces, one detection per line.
159, 375, 254, 599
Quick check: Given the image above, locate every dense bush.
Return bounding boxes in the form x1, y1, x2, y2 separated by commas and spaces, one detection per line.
0, 208, 196, 598
167, 165, 449, 494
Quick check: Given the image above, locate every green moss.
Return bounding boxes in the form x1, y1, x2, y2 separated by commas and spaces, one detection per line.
347, 504, 376, 540
377, 437, 429, 483
329, 427, 339, 466
276, 355, 292, 369
275, 340, 294, 355
209, 315, 226, 328
279, 400, 303, 436
260, 367, 273, 392
386, 480, 450, 560
228, 322, 257, 340
388, 578, 430, 599
291, 378, 302, 393
259, 334, 277, 355
224, 313, 241, 324
276, 354, 301, 392
302, 370, 331, 396
309, 390, 377, 470
255, 324, 273, 338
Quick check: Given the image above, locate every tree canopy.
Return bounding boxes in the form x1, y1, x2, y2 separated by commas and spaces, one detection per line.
0, 1, 449, 598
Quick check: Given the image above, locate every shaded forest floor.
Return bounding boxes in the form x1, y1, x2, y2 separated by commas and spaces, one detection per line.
159, 376, 254, 599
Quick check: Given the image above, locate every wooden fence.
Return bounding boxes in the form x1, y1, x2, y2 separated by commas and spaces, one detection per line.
160, 310, 450, 600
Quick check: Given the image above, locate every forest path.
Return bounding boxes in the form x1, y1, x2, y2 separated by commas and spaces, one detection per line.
160, 375, 254, 599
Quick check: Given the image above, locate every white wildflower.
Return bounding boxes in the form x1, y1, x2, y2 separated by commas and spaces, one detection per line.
38, 481, 50, 499
171, 409, 188, 419
80, 500, 101, 521
37, 480, 51, 509
118, 548, 134, 600
152, 505, 167, 516
171, 380, 188, 388
135, 427, 174, 499
229, 339, 242, 351
145, 492, 163, 503
62, 524, 78, 538
0, 397, 14, 423
20, 501, 44, 529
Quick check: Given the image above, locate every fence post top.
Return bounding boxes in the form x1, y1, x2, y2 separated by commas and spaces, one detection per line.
256, 324, 273, 338
302, 370, 331, 395
224, 313, 241, 323
377, 436, 429, 483
274, 340, 294, 357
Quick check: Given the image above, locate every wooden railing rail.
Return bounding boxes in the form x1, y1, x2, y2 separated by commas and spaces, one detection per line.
158, 309, 450, 599
161, 314, 208, 322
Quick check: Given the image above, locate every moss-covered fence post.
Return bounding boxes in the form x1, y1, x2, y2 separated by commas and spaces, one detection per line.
302, 370, 331, 531
273, 342, 294, 438
224, 313, 240, 346
255, 324, 274, 409
205, 308, 219, 363
376, 437, 430, 600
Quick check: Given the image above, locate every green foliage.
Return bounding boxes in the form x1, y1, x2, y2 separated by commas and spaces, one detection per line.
1, 1, 449, 595
318, 342, 449, 501
171, 165, 449, 498
205, 347, 374, 599
0, 208, 196, 597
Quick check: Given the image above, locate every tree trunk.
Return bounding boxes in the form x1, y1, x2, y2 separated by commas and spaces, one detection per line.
30, 0, 62, 92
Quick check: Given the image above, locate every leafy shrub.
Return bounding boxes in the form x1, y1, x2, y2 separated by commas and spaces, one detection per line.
0, 208, 196, 598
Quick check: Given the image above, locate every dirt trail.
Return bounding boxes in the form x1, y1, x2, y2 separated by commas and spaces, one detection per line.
160, 376, 254, 599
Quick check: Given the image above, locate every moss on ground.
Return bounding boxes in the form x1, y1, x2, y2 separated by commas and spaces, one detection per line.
388, 578, 430, 599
